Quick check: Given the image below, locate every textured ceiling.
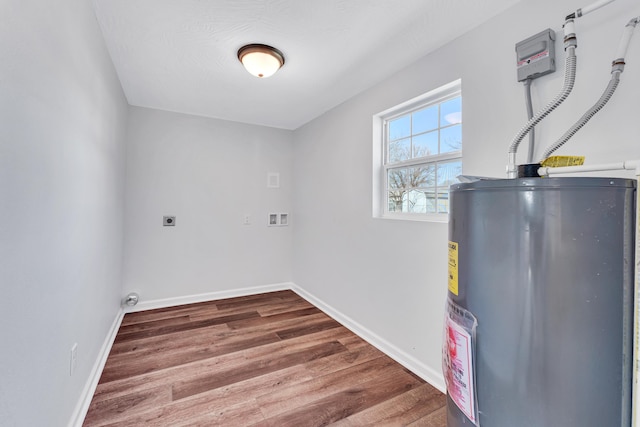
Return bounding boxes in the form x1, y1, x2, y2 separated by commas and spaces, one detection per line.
92, 0, 520, 130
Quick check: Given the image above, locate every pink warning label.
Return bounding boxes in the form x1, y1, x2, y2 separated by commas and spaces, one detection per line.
444, 316, 477, 423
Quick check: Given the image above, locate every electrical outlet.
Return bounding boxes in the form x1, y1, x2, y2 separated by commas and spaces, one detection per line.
243, 214, 251, 225
70, 343, 78, 376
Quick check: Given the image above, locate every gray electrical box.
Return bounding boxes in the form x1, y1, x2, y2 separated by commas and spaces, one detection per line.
516, 29, 556, 81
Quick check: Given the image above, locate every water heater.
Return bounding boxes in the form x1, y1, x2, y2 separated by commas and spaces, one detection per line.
445, 177, 635, 427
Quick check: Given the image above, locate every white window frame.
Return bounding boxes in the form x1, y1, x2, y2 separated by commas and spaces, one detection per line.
373, 79, 462, 222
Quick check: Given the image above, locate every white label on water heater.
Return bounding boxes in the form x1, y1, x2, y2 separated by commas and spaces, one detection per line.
444, 316, 477, 423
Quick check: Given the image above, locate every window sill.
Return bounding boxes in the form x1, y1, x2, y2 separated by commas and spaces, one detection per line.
375, 212, 449, 223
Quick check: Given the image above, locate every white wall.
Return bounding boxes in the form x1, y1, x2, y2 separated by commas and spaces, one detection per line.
123, 107, 293, 302
292, 0, 640, 388
0, 0, 128, 426
1, 0, 638, 424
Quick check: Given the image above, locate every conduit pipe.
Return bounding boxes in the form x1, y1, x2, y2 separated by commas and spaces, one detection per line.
541, 73, 620, 159
537, 159, 640, 177
507, 37, 577, 177
616, 16, 640, 59
506, 0, 619, 178
573, 0, 616, 18
524, 79, 536, 163
542, 17, 639, 159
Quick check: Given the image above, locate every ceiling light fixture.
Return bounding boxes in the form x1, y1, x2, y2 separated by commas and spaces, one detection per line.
237, 44, 285, 78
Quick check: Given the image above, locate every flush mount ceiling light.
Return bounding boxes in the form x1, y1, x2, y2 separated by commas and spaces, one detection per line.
237, 44, 285, 78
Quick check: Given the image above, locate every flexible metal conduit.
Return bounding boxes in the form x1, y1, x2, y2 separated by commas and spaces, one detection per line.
507, 47, 577, 177
541, 16, 639, 160
506, 0, 621, 177
541, 72, 620, 159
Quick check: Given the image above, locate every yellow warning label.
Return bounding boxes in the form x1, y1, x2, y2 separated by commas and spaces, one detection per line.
541, 155, 585, 168
448, 241, 459, 296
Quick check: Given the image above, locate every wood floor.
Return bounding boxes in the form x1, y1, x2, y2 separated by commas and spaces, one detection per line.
83, 290, 446, 426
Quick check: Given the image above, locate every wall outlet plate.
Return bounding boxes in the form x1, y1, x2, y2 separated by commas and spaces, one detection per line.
163, 216, 176, 226
267, 172, 280, 188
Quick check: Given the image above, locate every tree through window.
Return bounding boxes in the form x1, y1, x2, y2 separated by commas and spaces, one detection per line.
382, 82, 462, 216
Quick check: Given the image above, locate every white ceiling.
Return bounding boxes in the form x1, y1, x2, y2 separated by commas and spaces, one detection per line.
92, 0, 520, 130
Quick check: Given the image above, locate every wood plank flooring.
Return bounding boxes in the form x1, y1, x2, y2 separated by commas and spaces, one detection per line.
83, 290, 446, 426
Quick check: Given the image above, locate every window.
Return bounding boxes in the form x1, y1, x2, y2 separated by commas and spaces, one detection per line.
375, 80, 462, 220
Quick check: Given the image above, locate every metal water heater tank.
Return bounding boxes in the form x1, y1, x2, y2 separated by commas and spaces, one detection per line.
445, 177, 635, 427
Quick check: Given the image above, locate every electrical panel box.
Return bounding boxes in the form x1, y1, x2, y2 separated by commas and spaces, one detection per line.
516, 29, 556, 81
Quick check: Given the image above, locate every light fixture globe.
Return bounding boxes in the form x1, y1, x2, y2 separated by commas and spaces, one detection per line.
237, 44, 285, 78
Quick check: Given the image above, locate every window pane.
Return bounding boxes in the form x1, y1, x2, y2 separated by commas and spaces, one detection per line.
388, 115, 410, 141
389, 162, 460, 215
437, 160, 462, 187
412, 105, 438, 134
440, 124, 462, 153
412, 131, 438, 158
388, 190, 404, 212
388, 168, 406, 191
437, 189, 450, 213
387, 170, 405, 211
389, 138, 411, 163
423, 188, 437, 213
388, 165, 436, 190
407, 189, 426, 213
440, 97, 461, 126
388, 165, 437, 213
412, 165, 436, 188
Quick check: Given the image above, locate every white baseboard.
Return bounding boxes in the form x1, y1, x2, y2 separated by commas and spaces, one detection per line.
291, 284, 446, 393
125, 282, 293, 313
68, 308, 125, 427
